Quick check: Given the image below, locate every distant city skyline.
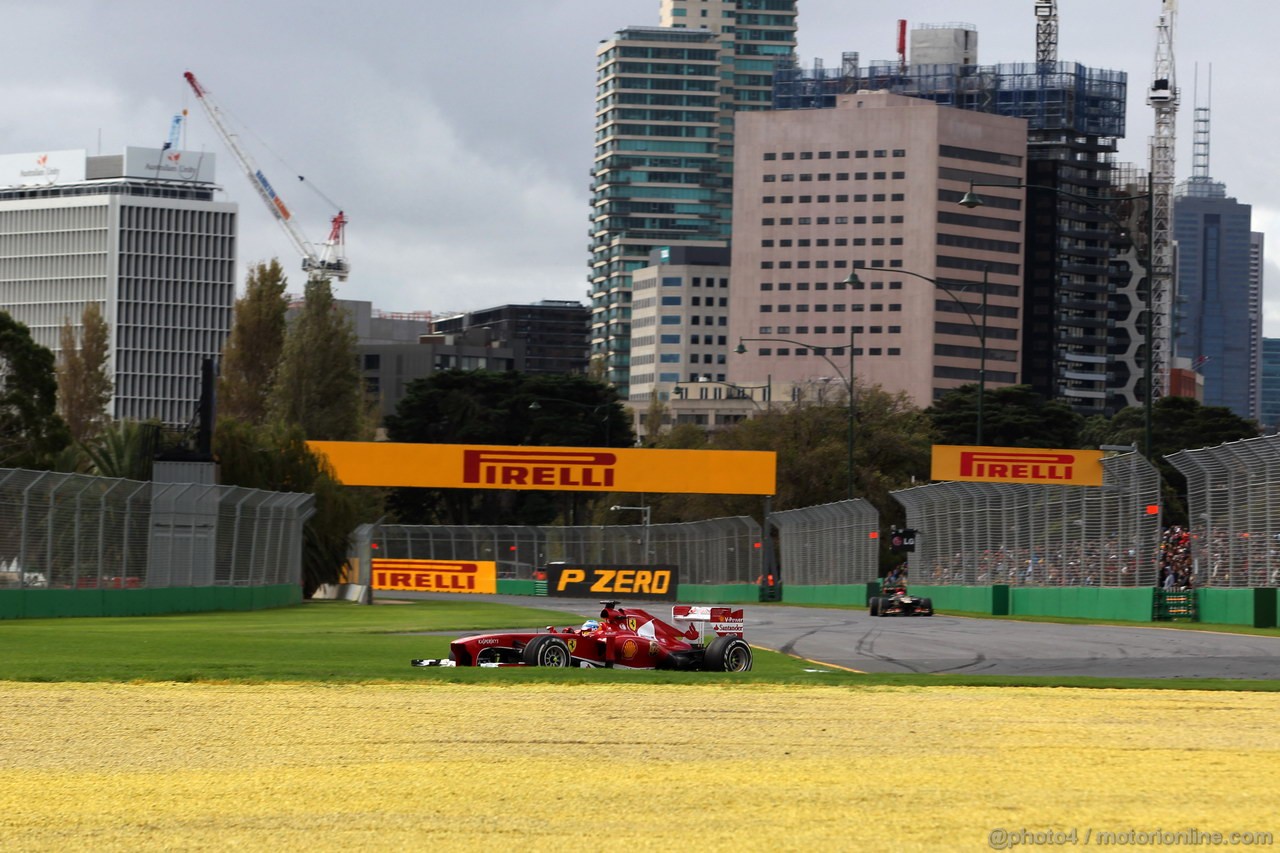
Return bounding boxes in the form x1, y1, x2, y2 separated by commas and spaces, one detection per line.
2, 1, 1276, 332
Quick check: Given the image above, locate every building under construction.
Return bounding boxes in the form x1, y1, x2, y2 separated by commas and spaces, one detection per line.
772, 26, 1144, 416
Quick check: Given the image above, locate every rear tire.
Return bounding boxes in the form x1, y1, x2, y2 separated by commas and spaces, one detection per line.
921, 598, 934, 616
704, 636, 753, 672
522, 635, 572, 667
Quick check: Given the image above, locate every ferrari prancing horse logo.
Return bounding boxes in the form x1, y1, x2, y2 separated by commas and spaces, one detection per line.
627, 617, 638, 631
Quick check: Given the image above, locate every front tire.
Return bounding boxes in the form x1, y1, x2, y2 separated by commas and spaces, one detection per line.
869, 596, 881, 616
704, 636, 753, 672
522, 635, 572, 667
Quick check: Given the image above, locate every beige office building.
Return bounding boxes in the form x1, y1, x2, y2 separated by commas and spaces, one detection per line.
728, 91, 1028, 408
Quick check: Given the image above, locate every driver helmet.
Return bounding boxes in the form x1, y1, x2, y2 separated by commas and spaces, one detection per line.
581, 620, 600, 633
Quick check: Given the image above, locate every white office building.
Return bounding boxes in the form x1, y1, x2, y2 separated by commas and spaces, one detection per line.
0, 147, 237, 427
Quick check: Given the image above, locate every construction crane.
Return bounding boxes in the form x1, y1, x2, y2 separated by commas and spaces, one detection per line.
183, 71, 349, 282
1147, 0, 1178, 398
1034, 1, 1057, 68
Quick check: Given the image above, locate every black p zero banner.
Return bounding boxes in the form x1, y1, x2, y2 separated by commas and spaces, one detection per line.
545, 564, 679, 601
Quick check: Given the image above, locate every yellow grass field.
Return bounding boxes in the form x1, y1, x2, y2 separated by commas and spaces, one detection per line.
0, 682, 1276, 851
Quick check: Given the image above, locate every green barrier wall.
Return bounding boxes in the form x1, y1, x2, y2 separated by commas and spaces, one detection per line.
907, 585, 1006, 615
0, 584, 302, 620
680, 584, 766, 604
781, 584, 869, 606
497, 579, 537, 596
1010, 586, 1154, 622
1197, 588, 1278, 628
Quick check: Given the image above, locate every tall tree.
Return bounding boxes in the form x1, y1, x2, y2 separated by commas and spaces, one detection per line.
1082, 396, 1259, 526
56, 302, 113, 444
0, 311, 70, 468
637, 384, 935, 528
927, 384, 1084, 448
81, 419, 162, 481
267, 276, 371, 440
643, 395, 667, 445
219, 259, 289, 425
215, 417, 370, 596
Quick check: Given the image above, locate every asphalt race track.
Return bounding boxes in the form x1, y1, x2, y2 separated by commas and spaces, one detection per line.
391, 592, 1280, 680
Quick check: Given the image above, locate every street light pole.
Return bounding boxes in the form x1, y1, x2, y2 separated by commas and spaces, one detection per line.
978, 264, 988, 446
844, 266, 988, 445
735, 332, 856, 499
959, 179, 1153, 456
609, 504, 651, 563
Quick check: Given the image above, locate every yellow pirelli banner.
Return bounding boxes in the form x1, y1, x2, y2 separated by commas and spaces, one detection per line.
931, 445, 1105, 487
371, 558, 497, 594
308, 441, 777, 495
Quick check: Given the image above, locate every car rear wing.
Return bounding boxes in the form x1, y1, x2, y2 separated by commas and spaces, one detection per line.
671, 605, 744, 640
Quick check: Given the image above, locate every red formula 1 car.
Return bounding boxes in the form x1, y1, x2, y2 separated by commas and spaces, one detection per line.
868, 586, 934, 617
411, 601, 753, 671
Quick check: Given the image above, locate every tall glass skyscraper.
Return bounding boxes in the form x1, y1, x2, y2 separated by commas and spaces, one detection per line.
589, 0, 797, 396
1173, 187, 1261, 422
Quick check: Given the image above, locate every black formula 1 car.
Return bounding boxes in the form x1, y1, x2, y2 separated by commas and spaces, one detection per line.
411, 601, 753, 671
869, 586, 934, 617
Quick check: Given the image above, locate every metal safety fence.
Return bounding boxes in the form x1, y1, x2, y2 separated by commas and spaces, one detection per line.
892, 451, 1163, 587
0, 468, 314, 590
361, 516, 764, 586
769, 499, 880, 585
1168, 434, 1280, 587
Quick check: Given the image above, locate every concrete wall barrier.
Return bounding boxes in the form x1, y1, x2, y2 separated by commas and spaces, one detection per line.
0, 584, 302, 620
908, 585, 1007, 615
1197, 588, 1278, 628
781, 584, 869, 606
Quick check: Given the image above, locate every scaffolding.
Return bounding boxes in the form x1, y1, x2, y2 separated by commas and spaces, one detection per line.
774, 59, 1126, 137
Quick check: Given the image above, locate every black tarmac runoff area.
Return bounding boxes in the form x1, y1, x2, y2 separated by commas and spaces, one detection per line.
391, 592, 1280, 680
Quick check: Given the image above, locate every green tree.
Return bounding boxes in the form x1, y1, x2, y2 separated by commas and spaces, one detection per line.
643, 395, 667, 445
927, 384, 1084, 448
267, 276, 371, 440
219, 260, 289, 425
81, 419, 162, 480
384, 370, 631, 525
56, 302, 113, 444
1089, 395, 1259, 458
1083, 396, 1259, 526
0, 311, 70, 468
637, 384, 935, 529
215, 417, 370, 596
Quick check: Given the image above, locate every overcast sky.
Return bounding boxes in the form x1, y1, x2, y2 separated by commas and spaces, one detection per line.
3, 1, 1278, 332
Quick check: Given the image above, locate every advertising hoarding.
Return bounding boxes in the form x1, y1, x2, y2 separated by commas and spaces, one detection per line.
931, 445, 1105, 487
0, 150, 86, 187
123, 147, 216, 183
308, 441, 777, 496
